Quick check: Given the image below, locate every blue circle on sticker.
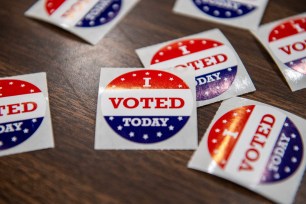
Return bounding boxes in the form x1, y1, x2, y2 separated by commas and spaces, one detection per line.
76, 0, 122, 27
196, 66, 237, 101
260, 117, 303, 183
0, 79, 46, 151
192, 0, 256, 18
102, 70, 193, 144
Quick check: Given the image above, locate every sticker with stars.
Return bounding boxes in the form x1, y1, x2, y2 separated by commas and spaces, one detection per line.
0, 73, 54, 157
95, 68, 197, 150
136, 29, 255, 107
252, 13, 306, 91
188, 97, 306, 203
25, 0, 139, 44
173, 0, 268, 30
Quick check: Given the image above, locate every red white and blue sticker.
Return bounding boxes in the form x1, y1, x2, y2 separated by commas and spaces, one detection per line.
192, 0, 256, 19
207, 105, 303, 184
268, 17, 306, 74
0, 80, 46, 150
101, 70, 193, 144
96, 68, 197, 149
136, 30, 255, 107
188, 97, 306, 203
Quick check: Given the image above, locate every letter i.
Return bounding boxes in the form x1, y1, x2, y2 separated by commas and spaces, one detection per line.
143, 77, 152, 88
292, 23, 304, 33
178, 45, 191, 55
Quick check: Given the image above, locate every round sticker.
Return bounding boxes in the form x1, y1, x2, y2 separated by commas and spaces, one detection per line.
101, 70, 193, 144
192, 0, 256, 19
150, 38, 238, 101
207, 105, 303, 184
76, 0, 122, 27
268, 17, 306, 74
0, 80, 46, 150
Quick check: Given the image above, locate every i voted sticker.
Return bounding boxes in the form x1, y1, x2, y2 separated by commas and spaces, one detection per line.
173, 0, 268, 30
268, 17, 306, 74
192, 0, 256, 19
0, 80, 46, 150
252, 13, 306, 91
136, 29, 255, 107
95, 68, 197, 150
25, 0, 139, 44
188, 97, 306, 203
207, 105, 303, 184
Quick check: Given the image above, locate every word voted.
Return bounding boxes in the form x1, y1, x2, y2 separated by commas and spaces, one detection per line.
0, 102, 37, 116
175, 53, 228, 70
109, 97, 184, 109
122, 117, 169, 127
239, 114, 275, 171
279, 39, 306, 55
0, 122, 23, 134
196, 72, 221, 85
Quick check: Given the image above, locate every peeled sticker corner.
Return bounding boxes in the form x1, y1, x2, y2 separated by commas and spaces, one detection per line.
25, 0, 139, 45
173, 0, 269, 30
252, 12, 306, 91
136, 29, 255, 107
188, 97, 306, 203
95, 68, 197, 150
0, 72, 54, 157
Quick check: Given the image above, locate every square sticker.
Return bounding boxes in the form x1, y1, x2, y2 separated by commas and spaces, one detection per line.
25, 0, 139, 45
0, 72, 54, 157
188, 97, 306, 203
252, 13, 306, 91
173, 0, 268, 30
95, 68, 198, 150
136, 29, 255, 107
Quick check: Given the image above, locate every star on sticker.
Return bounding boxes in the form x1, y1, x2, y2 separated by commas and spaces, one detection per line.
32, 119, 37, 123
212, 139, 217, 143
215, 129, 220, 133
169, 126, 174, 131
155, 59, 159, 63
117, 126, 123, 131
143, 134, 149, 140
228, 68, 232, 71
11, 137, 17, 142
145, 72, 150, 75
294, 146, 299, 151
158, 73, 162, 77
167, 46, 172, 50
157, 132, 162, 137
224, 78, 227, 81
178, 84, 182, 88
284, 123, 289, 127
222, 120, 227, 124
284, 166, 291, 173
120, 78, 125, 81
129, 132, 135, 137
205, 91, 209, 95
178, 42, 183, 46
246, 109, 251, 113
274, 173, 280, 179
169, 77, 174, 81
159, 52, 164, 56
178, 116, 183, 121
112, 85, 116, 88
216, 86, 220, 90
0, 141, 3, 146
291, 133, 296, 139
290, 61, 294, 65
213, 149, 219, 154
189, 40, 194, 44
0, 94, 2, 96
233, 112, 238, 117
9, 82, 13, 85
132, 74, 137, 77
0, 87, 2, 89
221, 160, 226, 165
109, 116, 114, 121
23, 129, 29, 134
21, 84, 25, 87
213, 43, 218, 47
30, 89, 34, 93
291, 157, 297, 163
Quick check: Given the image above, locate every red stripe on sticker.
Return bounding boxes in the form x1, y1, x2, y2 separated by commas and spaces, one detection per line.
151, 39, 223, 65
208, 105, 255, 169
268, 17, 306, 42
0, 80, 41, 98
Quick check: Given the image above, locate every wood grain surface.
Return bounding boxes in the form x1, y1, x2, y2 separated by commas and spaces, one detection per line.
0, 0, 306, 203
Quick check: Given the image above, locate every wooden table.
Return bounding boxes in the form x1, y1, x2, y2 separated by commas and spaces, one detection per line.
0, 0, 306, 203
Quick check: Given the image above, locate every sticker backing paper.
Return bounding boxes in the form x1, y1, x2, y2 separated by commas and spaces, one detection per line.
136, 29, 255, 107
188, 97, 306, 203
0, 72, 54, 157
252, 12, 306, 91
173, 0, 269, 30
95, 68, 198, 150
25, 0, 139, 45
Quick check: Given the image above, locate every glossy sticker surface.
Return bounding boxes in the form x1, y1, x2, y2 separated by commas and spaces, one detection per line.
0, 80, 46, 150
101, 70, 193, 144
268, 17, 306, 74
